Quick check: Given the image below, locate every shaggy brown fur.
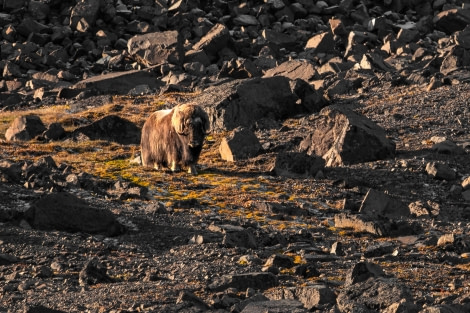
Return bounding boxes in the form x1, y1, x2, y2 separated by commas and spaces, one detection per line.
140, 104, 209, 174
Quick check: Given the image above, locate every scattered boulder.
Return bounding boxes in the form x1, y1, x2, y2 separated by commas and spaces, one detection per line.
219, 127, 262, 161
127, 31, 184, 66
70, 68, 163, 97
43, 122, 66, 141
79, 258, 114, 286
197, 77, 316, 131
209, 272, 278, 292
24, 192, 124, 236
264, 59, 318, 82
425, 162, 457, 181
192, 23, 231, 61
359, 189, 410, 219
5, 115, 46, 141
0, 253, 19, 265
71, 115, 141, 145
296, 285, 337, 309
270, 152, 325, 178
299, 106, 396, 166
108, 180, 149, 200
344, 262, 387, 286
337, 277, 416, 313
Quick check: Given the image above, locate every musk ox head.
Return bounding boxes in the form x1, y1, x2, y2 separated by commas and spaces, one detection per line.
171, 103, 210, 148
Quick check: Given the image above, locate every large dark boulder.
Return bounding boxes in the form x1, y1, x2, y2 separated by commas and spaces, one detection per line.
71, 115, 141, 144
196, 77, 325, 131
127, 30, 184, 66
25, 192, 124, 236
5, 115, 46, 141
299, 106, 396, 166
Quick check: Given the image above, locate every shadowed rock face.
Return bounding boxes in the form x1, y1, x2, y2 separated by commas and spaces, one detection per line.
5, 115, 46, 141
299, 106, 396, 166
24, 192, 124, 236
71, 115, 141, 145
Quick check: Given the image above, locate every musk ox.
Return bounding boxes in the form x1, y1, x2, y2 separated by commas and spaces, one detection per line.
140, 103, 210, 175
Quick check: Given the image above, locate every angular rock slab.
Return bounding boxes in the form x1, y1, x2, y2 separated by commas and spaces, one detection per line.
71, 115, 141, 145
25, 192, 124, 236
127, 30, 184, 66
219, 126, 262, 161
337, 278, 416, 313
193, 23, 231, 60
264, 59, 318, 82
196, 77, 324, 131
71, 68, 163, 96
299, 106, 396, 166
334, 213, 423, 237
359, 188, 410, 219
296, 285, 336, 309
5, 115, 46, 141
344, 262, 387, 286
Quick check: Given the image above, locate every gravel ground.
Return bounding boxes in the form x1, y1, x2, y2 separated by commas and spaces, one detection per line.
1, 82, 470, 312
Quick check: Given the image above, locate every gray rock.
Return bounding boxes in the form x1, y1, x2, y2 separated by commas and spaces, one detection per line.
261, 29, 299, 50
431, 139, 466, 155
305, 31, 335, 53
72, 68, 163, 96
418, 304, 468, 313
364, 242, 395, 258
25, 192, 124, 236
209, 272, 278, 292
359, 188, 410, 219
344, 262, 387, 287
127, 30, 184, 66
71, 115, 141, 145
176, 290, 210, 310
222, 229, 257, 249
433, 8, 470, 34
0, 253, 19, 265
264, 59, 318, 83
299, 106, 396, 166
218, 58, 262, 79
43, 122, 66, 141
5, 115, 46, 141
425, 162, 457, 181
219, 127, 262, 161
198, 77, 304, 131
108, 180, 148, 200
193, 23, 231, 61
334, 213, 385, 236
252, 201, 305, 216
271, 151, 325, 178
70, 0, 101, 32
79, 258, 113, 286
295, 285, 336, 309
338, 277, 415, 313
264, 254, 294, 269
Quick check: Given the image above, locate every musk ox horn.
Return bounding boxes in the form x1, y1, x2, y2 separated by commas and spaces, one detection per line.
171, 104, 210, 135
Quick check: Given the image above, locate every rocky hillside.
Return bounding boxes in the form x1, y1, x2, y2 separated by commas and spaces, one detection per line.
1, 0, 470, 312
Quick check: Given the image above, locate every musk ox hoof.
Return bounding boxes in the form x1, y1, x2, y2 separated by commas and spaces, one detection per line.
188, 165, 198, 175
170, 161, 181, 172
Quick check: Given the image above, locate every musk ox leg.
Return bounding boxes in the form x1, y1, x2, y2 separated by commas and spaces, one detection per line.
170, 161, 181, 172
188, 164, 198, 175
